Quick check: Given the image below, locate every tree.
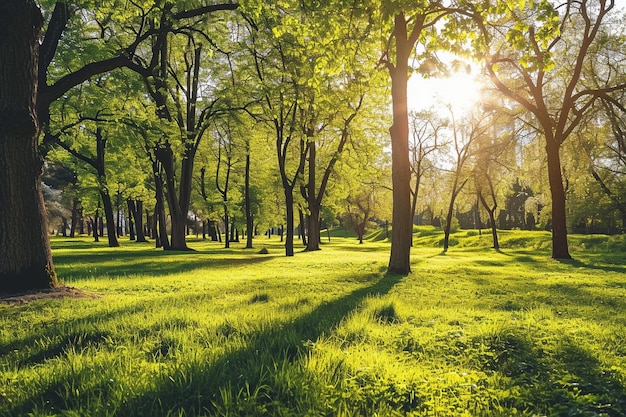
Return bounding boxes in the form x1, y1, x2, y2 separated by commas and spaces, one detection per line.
409, 109, 445, 229
473, 0, 626, 258
379, 2, 465, 273
242, 2, 309, 256
51, 123, 120, 247
1, 0, 238, 291
0, 0, 58, 292
441, 107, 489, 251
474, 108, 517, 249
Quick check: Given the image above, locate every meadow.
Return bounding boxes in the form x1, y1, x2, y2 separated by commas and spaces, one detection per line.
1, 228, 625, 416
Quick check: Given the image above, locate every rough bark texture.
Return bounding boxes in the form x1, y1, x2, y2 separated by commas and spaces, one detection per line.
0, 0, 58, 292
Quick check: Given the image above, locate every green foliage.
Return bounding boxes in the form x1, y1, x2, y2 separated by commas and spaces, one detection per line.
1, 233, 625, 416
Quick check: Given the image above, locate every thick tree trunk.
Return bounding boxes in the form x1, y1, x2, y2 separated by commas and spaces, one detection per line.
154, 174, 169, 250
545, 140, 571, 259
127, 199, 148, 242
0, 0, 58, 292
156, 142, 190, 251
387, 17, 413, 274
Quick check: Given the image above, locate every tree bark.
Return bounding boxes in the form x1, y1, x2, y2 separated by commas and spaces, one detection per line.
545, 139, 571, 259
70, 197, 79, 237
98, 190, 119, 247
387, 14, 413, 274
155, 142, 189, 250
127, 199, 136, 241
244, 152, 254, 248
133, 200, 147, 242
284, 190, 295, 256
0, 0, 58, 292
305, 141, 320, 251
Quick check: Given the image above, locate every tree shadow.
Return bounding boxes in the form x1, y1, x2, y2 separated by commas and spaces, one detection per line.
478, 330, 626, 415
117, 272, 403, 416
8, 272, 403, 416
53, 249, 279, 282
556, 257, 626, 274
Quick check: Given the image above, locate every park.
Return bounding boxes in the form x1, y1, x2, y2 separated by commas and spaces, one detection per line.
1, 0, 625, 415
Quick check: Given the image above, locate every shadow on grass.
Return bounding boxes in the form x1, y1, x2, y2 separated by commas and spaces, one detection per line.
54, 248, 279, 282
5, 271, 404, 416
478, 330, 626, 415
113, 272, 405, 416
556, 257, 626, 274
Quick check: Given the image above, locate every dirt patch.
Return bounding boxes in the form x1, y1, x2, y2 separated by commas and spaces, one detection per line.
0, 286, 101, 304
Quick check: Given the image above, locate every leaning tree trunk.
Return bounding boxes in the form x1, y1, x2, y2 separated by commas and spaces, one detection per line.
545, 139, 571, 259
0, 0, 58, 292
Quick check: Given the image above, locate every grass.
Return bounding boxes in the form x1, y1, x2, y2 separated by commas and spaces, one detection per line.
1, 229, 625, 416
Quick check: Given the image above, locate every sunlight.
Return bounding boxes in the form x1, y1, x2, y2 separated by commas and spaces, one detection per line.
407, 71, 483, 116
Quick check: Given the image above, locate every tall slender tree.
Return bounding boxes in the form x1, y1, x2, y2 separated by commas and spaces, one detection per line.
379, 2, 463, 273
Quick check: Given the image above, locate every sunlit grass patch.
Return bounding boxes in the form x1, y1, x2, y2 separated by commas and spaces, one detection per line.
1, 233, 625, 416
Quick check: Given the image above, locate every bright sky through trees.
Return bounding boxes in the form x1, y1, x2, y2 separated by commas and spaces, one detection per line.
407, 71, 483, 115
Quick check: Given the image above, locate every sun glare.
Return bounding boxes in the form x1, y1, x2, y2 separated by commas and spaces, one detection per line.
407, 71, 483, 116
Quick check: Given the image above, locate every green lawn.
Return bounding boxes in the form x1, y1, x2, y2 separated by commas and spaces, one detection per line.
1, 229, 625, 416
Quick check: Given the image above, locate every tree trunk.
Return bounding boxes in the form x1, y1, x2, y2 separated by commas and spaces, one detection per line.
244, 152, 254, 248
223, 206, 230, 249
443, 195, 455, 253
478, 192, 499, 250
153, 172, 169, 250
387, 16, 413, 274
285, 190, 295, 256
100, 190, 119, 247
70, 198, 79, 237
92, 211, 100, 243
133, 200, 147, 242
127, 199, 136, 241
156, 142, 190, 251
305, 141, 321, 251
0, 0, 58, 292
545, 140, 571, 259
299, 209, 308, 246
